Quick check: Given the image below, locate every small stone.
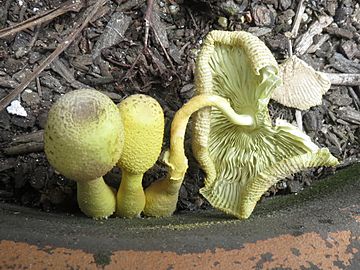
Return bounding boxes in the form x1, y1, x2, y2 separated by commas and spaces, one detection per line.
218, 17, 228, 28
252, 4, 276, 26
169, 4, 180, 15
247, 27, 272, 37
29, 52, 42, 64
21, 90, 41, 106
6, 100, 27, 117
279, 0, 292, 10
328, 87, 353, 106
11, 114, 36, 129
303, 110, 322, 133
287, 181, 302, 193
265, 34, 288, 53
340, 40, 360, 59
352, 4, 360, 23
179, 84, 194, 99
36, 112, 48, 129
325, 26, 354, 39
220, 0, 243, 16
325, 0, 338, 16
4, 58, 24, 74
40, 73, 66, 93
302, 13, 309, 23
0, 110, 11, 130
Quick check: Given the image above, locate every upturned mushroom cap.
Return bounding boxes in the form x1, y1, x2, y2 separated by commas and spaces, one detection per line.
271, 55, 331, 110
117, 94, 164, 174
192, 30, 338, 219
44, 89, 124, 182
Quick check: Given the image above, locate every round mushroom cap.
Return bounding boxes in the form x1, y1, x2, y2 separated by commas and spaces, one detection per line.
44, 89, 124, 182
117, 94, 164, 174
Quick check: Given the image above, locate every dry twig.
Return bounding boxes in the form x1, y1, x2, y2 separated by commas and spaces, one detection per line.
0, 0, 108, 112
287, 0, 307, 131
0, 0, 84, 39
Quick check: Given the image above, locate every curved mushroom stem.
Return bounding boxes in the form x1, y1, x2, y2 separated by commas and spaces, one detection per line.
116, 170, 146, 218
77, 177, 116, 220
144, 94, 253, 217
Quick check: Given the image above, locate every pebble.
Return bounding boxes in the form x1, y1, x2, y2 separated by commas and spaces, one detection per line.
339, 40, 360, 59
252, 4, 276, 26
6, 100, 27, 117
21, 90, 41, 106
279, 0, 292, 10
220, 0, 243, 16
11, 114, 36, 129
169, 4, 180, 15
218, 17, 228, 29
287, 181, 302, 194
325, 26, 354, 39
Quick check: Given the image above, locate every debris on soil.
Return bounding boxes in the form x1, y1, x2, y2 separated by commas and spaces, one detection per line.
1, 0, 360, 215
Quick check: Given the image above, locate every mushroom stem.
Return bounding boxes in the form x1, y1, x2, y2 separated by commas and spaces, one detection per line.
77, 178, 116, 220
144, 94, 253, 217
116, 170, 146, 218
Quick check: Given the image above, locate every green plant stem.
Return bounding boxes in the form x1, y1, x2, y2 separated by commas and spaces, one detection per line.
116, 170, 145, 218
77, 177, 116, 219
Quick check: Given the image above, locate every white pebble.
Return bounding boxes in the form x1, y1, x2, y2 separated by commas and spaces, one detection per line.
6, 100, 28, 117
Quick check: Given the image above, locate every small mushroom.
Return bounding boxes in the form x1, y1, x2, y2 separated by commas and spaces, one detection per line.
44, 89, 124, 219
271, 55, 331, 110
191, 30, 338, 219
116, 94, 164, 218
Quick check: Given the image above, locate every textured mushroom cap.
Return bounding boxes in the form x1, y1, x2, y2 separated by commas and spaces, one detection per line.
44, 89, 124, 182
271, 55, 331, 110
117, 94, 164, 174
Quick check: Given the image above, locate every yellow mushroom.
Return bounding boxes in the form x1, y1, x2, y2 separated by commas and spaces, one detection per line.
116, 94, 164, 218
44, 89, 124, 219
145, 30, 338, 219
193, 30, 338, 219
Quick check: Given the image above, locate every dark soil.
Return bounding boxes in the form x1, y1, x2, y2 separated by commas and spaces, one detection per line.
0, 0, 359, 216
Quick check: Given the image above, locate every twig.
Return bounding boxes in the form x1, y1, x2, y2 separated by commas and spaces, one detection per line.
324, 73, 360, 86
294, 16, 333, 56
3, 130, 44, 156
143, 0, 175, 72
152, 28, 176, 71
36, 77, 42, 97
3, 142, 44, 156
0, 0, 107, 112
287, 0, 307, 130
11, 130, 44, 144
290, 0, 306, 38
144, 0, 154, 48
0, 0, 84, 39
51, 59, 88, 89
348, 87, 360, 110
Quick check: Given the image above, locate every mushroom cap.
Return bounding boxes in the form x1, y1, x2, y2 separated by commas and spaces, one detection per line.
271, 55, 331, 110
44, 89, 124, 182
117, 94, 164, 174
192, 31, 338, 218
